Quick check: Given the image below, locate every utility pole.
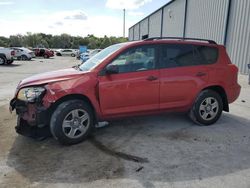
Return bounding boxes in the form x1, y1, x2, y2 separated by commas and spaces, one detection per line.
123, 9, 126, 38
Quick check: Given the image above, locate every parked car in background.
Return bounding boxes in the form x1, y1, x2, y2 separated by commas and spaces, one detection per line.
80, 49, 102, 63
49, 49, 55, 56
0, 47, 15, 65
56, 49, 78, 57
11, 47, 35, 60
10, 37, 241, 145
32, 48, 54, 58
76, 50, 90, 60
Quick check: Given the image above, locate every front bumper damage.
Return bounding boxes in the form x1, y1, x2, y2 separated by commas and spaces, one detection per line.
10, 98, 51, 140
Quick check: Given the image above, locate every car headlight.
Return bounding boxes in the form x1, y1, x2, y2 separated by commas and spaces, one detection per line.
17, 87, 46, 102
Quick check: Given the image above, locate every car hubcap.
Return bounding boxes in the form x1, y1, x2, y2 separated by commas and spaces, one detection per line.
0, 58, 3, 64
62, 109, 90, 139
199, 97, 219, 121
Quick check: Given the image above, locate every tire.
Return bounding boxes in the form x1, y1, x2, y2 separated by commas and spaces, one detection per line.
56, 53, 62, 56
0, 56, 7, 65
21, 55, 28, 60
189, 89, 223, 126
50, 100, 94, 145
71, 53, 76, 57
44, 54, 49, 58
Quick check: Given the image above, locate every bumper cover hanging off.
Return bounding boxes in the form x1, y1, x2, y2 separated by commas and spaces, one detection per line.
10, 98, 51, 140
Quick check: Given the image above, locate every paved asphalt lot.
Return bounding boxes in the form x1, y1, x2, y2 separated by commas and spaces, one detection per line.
0, 56, 250, 188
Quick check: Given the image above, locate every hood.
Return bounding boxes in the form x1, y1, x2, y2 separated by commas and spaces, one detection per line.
19, 68, 86, 88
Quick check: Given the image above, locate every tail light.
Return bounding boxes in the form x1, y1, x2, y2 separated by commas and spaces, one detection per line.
11, 50, 15, 56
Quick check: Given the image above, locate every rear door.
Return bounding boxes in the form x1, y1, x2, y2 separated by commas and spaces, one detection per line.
14, 48, 22, 57
159, 44, 212, 110
98, 45, 160, 116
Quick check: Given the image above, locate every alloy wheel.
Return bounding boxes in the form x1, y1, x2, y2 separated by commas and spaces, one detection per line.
199, 97, 219, 121
62, 109, 90, 139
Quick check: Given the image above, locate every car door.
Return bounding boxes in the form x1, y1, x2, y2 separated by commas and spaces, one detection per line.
15, 48, 21, 57
65, 50, 72, 56
159, 43, 210, 110
98, 45, 160, 116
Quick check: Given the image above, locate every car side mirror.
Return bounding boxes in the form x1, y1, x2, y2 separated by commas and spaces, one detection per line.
106, 64, 119, 74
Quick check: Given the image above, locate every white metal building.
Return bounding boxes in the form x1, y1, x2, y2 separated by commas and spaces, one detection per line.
128, 0, 250, 74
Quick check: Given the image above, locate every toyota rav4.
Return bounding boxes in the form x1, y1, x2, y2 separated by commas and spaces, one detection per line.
10, 37, 241, 145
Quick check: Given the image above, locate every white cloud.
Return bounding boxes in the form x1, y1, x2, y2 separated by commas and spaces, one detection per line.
106, 0, 152, 10
64, 10, 87, 20
0, 10, 132, 37
54, 21, 63, 26
0, 1, 13, 5
128, 11, 144, 16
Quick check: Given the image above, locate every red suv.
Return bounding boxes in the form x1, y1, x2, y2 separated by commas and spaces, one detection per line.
10, 37, 241, 145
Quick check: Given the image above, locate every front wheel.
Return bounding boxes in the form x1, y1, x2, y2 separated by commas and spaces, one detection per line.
50, 100, 94, 145
189, 90, 223, 126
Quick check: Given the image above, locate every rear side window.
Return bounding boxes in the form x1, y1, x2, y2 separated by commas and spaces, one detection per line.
160, 44, 218, 68
196, 45, 218, 64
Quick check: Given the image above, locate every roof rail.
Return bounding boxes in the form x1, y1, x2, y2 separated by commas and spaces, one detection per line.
144, 37, 217, 44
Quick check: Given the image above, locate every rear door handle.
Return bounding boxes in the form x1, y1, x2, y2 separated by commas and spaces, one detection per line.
196, 72, 207, 77
146, 75, 158, 81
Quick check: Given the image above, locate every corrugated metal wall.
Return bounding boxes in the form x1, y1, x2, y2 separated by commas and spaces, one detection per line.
133, 24, 140, 40
162, 0, 185, 37
185, 0, 229, 44
148, 9, 162, 38
140, 18, 149, 39
128, 27, 134, 41
128, 0, 250, 74
226, 0, 250, 74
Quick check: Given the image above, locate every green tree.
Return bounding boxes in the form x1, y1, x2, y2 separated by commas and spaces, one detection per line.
9, 35, 23, 47
1, 33, 128, 49
0, 36, 9, 47
100, 35, 111, 48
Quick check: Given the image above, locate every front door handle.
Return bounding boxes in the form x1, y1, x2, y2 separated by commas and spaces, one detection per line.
146, 75, 158, 81
196, 72, 207, 77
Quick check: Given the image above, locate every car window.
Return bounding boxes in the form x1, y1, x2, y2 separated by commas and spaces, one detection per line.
62, 50, 71, 52
109, 46, 156, 73
160, 44, 195, 68
79, 42, 127, 71
160, 44, 218, 68
196, 45, 218, 64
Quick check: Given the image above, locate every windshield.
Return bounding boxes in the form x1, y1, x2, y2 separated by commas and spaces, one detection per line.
79, 43, 127, 71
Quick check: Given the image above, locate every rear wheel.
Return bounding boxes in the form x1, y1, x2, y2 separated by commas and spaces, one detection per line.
21, 55, 28, 60
50, 100, 94, 145
0, 56, 7, 65
71, 53, 76, 57
189, 90, 223, 125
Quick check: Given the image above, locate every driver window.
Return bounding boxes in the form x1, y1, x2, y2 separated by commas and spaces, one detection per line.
109, 46, 155, 73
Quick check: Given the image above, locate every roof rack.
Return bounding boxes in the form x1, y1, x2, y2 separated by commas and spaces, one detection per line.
144, 37, 217, 44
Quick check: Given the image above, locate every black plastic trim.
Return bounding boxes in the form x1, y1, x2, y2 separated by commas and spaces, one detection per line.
224, 0, 232, 45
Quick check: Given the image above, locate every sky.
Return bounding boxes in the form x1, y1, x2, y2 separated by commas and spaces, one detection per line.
0, 0, 169, 38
